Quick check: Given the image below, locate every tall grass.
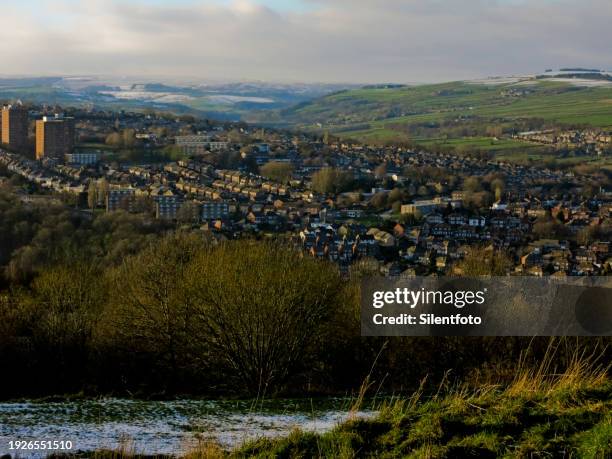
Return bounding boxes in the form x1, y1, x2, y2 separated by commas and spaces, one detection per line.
48, 339, 611, 458
507, 338, 609, 397
348, 340, 388, 418
234, 338, 611, 458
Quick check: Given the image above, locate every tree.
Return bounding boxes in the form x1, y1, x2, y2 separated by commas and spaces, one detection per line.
260, 162, 294, 183
577, 225, 609, 246
486, 125, 503, 138
217, 151, 241, 169
311, 168, 353, 194
88, 181, 98, 210
122, 129, 137, 148
491, 178, 505, 201
463, 176, 482, 193
227, 129, 247, 143
465, 191, 493, 209
184, 241, 347, 393
456, 247, 512, 276
162, 145, 187, 161
374, 163, 388, 179
388, 187, 404, 205
132, 196, 155, 216
97, 178, 109, 206
105, 132, 122, 147
369, 192, 388, 210
177, 201, 200, 225
103, 234, 204, 391
26, 263, 106, 390
532, 214, 568, 239
241, 154, 259, 174
152, 126, 168, 138
105, 129, 139, 149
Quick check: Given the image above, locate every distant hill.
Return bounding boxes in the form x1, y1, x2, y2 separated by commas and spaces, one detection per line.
559, 67, 605, 72
0, 76, 356, 121
278, 76, 612, 145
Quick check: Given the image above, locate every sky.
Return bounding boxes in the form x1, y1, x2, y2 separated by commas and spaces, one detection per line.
2, 0, 611, 83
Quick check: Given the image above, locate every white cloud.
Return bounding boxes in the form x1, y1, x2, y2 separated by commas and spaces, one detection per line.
0, 0, 610, 83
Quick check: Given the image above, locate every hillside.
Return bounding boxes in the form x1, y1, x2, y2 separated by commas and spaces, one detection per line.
0, 76, 353, 122
68, 346, 612, 458
280, 76, 612, 155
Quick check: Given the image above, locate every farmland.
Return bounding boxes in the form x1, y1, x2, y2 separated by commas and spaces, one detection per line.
284, 79, 612, 130
281, 78, 612, 160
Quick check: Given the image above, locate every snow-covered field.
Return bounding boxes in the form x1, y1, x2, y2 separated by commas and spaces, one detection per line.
99, 90, 195, 103
0, 398, 374, 457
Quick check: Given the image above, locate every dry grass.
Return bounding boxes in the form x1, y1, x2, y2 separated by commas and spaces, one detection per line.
183, 441, 226, 459
234, 339, 612, 458
55, 340, 612, 458
506, 338, 609, 397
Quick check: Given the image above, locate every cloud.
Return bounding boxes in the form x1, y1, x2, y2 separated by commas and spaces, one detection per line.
0, 0, 611, 83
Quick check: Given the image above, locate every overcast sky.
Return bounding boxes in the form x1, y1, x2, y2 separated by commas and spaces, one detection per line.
2, 0, 611, 83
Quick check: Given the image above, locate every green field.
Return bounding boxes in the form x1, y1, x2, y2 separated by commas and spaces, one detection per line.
413, 136, 541, 151
283, 78, 612, 153
287, 80, 612, 128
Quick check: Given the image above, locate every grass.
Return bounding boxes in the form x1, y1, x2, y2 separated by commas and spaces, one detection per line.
55, 341, 612, 458
289, 79, 612, 129
233, 342, 611, 458
411, 136, 549, 157
285, 78, 612, 153
232, 385, 612, 457
414, 136, 529, 149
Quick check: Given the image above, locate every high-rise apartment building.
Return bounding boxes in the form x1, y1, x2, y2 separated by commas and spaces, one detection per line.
2, 104, 29, 151
35, 115, 75, 160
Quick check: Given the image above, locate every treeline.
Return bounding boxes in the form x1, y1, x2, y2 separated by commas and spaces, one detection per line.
0, 190, 172, 286
387, 117, 552, 140
0, 233, 358, 397
0, 186, 609, 399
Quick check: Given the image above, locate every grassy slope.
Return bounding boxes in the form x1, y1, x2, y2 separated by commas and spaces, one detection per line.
284, 79, 612, 147
47, 404, 612, 459
77, 347, 612, 459
0, 85, 242, 120
235, 386, 611, 458
235, 356, 612, 459
288, 80, 612, 127
69, 382, 612, 459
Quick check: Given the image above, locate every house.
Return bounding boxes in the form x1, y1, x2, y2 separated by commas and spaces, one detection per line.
393, 223, 405, 238
435, 256, 447, 270
521, 251, 542, 268
448, 213, 467, 226
426, 213, 444, 224
401, 199, 442, 216
343, 209, 365, 219
468, 216, 486, 227
246, 210, 281, 227
366, 228, 396, 247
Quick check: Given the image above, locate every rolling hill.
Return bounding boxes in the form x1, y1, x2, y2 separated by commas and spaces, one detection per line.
0, 76, 354, 121
279, 75, 612, 150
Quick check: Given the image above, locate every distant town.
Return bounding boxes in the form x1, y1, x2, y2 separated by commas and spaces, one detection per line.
0, 102, 610, 277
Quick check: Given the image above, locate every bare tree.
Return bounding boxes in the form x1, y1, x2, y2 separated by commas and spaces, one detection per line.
184, 241, 346, 393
